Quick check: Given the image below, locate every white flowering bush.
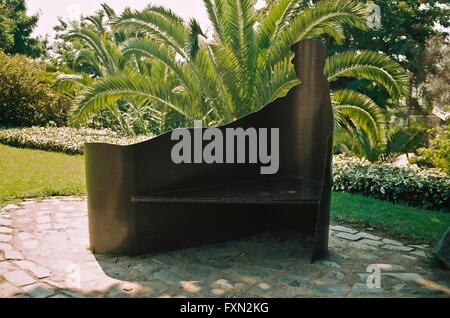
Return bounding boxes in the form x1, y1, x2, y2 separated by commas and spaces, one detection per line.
0, 127, 152, 155
333, 155, 449, 211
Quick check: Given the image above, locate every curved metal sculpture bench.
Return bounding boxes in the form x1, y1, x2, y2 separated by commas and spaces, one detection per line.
85, 38, 334, 262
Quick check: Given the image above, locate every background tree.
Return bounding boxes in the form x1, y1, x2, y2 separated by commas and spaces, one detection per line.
423, 34, 449, 114
325, 0, 449, 116
0, 0, 47, 58
0, 0, 15, 50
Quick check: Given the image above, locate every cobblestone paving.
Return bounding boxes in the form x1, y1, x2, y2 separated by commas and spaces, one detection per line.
0, 197, 449, 298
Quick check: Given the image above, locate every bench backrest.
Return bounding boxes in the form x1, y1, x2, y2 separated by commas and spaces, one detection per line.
128, 39, 334, 194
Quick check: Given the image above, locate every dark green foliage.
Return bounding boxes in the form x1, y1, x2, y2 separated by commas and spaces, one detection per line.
325, 0, 449, 114
333, 155, 449, 211
0, 0, 46, 58
412, 124, 450, 174
0, 51, 71, 127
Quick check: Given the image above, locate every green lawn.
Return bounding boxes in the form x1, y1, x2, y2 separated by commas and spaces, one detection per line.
331, 191, 450, 245
0, 143, 448, 245
0, 144, 85, 203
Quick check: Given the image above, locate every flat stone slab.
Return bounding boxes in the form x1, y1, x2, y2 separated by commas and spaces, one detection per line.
0, 234, 12, 243
0, 243, 13, 252
17, 233, 34, 241
359, 239, 383, 247
382, 238, 404, 246
0, 197, 449, 298
392, 283, 444, 295
385, 274, 450, 296
349, 242, 377, 251
37, 216, 52, 224
313, 284, 347, 295
411, 250, 427, 258
382, 245, 414, 252
136, 263, 161, 274
15, 261, 51, 278
336, 232, 360, 241
154, 270, 185, 287
0, 219, 12, 227
2, 204, 20, 211
330, 226, 358, 234
409, 245, 428, 250
4, 249, 24, 260
215, 279, 236, 289
0, 282, 21, 297
376, 264, 405, 272
356, 232, 382, 241
357, 252, 379, 260
336, 232, 382, 242
319, 261, 341, 269
22, 240, 39, 249
0, 227, 13, 234
3, 270, 36, 287
324, 271, 344, 281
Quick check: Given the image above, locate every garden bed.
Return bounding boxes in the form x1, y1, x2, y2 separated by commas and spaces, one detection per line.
0, 127, 152, 155
333, 155, 449, 212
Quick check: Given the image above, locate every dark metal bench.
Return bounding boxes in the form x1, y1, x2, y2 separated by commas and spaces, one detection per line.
85, 38, 334, 262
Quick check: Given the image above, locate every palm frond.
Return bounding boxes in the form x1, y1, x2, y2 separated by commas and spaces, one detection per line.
257, 0, 301, 51
101, 3, 117, 19
385, 124, 427, 154
325, 50, 408, 100
111, 7, 188, 57
332, 89, 386, 146
204, 0, 227, 43
71, 73, 191, 124
265, 0, 368, 67
122, 38, 187, 83
83, 16, 105, 34
255, 57, 299, 107
73, 49, 101, 75
186, 19, 205, 59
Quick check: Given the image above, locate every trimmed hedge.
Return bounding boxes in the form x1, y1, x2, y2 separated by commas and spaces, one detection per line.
333, 155, 449, 212
0, 127, 151, 155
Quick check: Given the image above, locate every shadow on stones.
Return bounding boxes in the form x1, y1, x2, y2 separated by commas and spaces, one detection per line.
88, 231, 315, 298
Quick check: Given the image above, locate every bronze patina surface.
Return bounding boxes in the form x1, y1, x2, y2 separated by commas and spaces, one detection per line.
85, 38, 334, 262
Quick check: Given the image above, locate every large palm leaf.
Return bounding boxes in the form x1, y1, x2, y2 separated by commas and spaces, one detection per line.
332, 89, 386, 148
68, 0, 408, 156
325, 50, 408, 100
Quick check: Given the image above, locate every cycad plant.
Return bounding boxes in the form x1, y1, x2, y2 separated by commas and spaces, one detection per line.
68, 0, 408, 152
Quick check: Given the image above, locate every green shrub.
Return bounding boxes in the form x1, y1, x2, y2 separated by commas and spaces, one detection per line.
0, 127, 151, 155
0, 51, 71, 127
411, 124, 450, 174
333, 155, 449, 211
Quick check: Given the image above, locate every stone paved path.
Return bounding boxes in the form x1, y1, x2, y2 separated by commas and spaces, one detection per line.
0, 197, 449, 298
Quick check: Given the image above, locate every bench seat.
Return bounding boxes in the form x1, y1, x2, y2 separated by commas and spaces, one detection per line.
132, 177, 321, 205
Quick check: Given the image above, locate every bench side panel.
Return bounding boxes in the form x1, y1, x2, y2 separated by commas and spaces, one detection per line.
85, 143, 138, 255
